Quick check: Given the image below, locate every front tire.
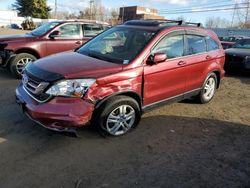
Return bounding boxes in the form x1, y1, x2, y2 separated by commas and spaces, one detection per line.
9, 53, 36, 78
198, 73, 217, 104
93, 96, 141, 136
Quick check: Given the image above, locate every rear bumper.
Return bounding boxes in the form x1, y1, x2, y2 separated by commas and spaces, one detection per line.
15, 84, 95, 131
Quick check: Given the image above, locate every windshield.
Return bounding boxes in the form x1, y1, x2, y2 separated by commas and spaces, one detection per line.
221, 37, 236, 42
31, 22, 60, 36
234, 39, 250, 49
77, 27, 156, 64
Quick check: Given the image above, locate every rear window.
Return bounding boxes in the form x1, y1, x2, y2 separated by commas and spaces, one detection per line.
187, 35, 206, 55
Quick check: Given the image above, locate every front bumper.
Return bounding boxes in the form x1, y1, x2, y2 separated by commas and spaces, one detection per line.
225, 56, 250, 71
15, 84, 95, 131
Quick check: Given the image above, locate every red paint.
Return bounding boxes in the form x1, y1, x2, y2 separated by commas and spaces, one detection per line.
16, 21, 225, 131
0, 20, 107, 61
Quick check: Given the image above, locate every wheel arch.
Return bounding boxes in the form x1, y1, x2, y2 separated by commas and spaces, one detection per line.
213, 70, 221, 89
95, 90, 142, 111
14, 48, 41, 59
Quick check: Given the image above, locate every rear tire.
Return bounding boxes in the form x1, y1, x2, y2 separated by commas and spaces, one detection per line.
93, 95, 141, 136
9, 53, 36, 79
198, 73, 217, 104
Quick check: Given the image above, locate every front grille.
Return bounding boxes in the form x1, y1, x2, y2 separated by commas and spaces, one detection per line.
22, 73, 51, 103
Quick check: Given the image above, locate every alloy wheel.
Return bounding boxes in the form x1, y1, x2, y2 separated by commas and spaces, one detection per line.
203, 77, 216, 101
16, 57, 33, 75
105, 105, 136, 136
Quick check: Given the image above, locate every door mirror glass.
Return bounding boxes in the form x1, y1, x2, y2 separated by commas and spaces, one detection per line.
49, 30, 60, 39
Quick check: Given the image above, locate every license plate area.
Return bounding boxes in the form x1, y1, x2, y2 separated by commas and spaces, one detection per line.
16, 96, 26, 113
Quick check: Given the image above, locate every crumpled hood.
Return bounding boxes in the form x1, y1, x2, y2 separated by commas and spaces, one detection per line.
32, 52, 123, 79
226, 48, 250, 57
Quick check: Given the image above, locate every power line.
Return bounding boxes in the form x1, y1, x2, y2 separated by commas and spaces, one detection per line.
159, 2, 248, 14
159, 6, 249, 14
158, 0, 234, 12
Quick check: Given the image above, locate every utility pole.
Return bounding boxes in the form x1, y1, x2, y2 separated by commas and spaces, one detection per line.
245, 0, 250, 26
54, 0, 57, 19
89, 0, 94, 20
231, 2, 237, 27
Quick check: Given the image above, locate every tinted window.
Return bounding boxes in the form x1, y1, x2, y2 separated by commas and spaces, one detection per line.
187, 35, 206, 55
84, 24, 104, 37
153, 35, 184, 59
58, 24, 81, 38
206, 36, 219, 51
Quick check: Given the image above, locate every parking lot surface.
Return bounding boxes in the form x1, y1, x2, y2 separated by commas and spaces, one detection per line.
0, 67, 250, 187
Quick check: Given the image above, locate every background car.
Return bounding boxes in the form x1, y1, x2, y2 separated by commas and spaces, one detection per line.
220, 36, 250, 49
9, 23, 23, 30
0, 20, 109, 78
225, 38, 250, 72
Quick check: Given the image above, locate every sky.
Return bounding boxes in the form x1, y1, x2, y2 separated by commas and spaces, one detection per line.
0, 0, 240, 24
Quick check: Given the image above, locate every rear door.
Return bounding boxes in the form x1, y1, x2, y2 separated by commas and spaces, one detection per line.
184, 31, 209, 91
143, 30, 189, 106
46, 23, 83, 56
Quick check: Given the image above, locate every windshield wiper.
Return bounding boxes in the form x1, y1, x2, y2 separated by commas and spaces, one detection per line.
87, 53, 106, 61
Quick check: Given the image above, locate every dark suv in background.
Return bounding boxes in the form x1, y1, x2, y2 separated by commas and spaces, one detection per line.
0, 20, 109, 78
16, 20, 225, 136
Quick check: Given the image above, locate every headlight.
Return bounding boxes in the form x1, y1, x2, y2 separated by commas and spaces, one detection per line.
245, 56, 250, 61
46, 79, 95, 97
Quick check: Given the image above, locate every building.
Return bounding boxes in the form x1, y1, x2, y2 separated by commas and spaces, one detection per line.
119, 6, 165, 22
0, 10, 56, 27
212, 28, 250, 37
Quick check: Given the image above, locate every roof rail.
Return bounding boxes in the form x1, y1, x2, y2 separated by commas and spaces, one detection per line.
145, 19, 183, 25
125, 19, 202, 28
184, 22, 202, 27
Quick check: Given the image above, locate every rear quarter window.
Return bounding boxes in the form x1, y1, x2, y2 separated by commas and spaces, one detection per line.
206, 36, 219, 51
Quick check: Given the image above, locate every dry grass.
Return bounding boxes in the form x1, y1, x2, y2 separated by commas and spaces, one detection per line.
0, 28, 28, 36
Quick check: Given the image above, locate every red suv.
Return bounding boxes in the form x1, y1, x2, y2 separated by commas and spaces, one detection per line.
16, 20, 225, 136
0, 20, 109, 78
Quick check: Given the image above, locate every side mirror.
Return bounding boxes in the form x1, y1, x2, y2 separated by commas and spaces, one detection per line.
49, 30, 60, 39
148, 53, 167, 65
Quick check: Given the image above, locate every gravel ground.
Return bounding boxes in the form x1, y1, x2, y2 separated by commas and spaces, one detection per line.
0, 29, 250, 188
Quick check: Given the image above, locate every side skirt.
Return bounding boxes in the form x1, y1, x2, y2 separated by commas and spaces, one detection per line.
142, 88, 201, 112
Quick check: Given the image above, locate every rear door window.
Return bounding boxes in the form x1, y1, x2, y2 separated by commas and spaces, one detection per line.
187, 35, 206, 55
83, 24, 104, 37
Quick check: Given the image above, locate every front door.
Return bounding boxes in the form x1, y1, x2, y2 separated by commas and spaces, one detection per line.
143, 31, 188, 106
46, 23, 83, 56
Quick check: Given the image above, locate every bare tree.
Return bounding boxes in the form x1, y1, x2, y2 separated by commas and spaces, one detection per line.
108, 8, 120, 25
205, 17, 231, 28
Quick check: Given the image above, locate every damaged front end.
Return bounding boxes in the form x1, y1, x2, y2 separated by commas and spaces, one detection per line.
0, 43, 15, 67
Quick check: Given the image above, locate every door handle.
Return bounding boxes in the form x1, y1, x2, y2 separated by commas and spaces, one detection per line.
75, 41, 81, 45
178, 61, 186, 66
206, 55, 212, 60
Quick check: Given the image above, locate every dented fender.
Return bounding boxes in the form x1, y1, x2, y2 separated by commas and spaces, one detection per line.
85, 66, 144, 107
